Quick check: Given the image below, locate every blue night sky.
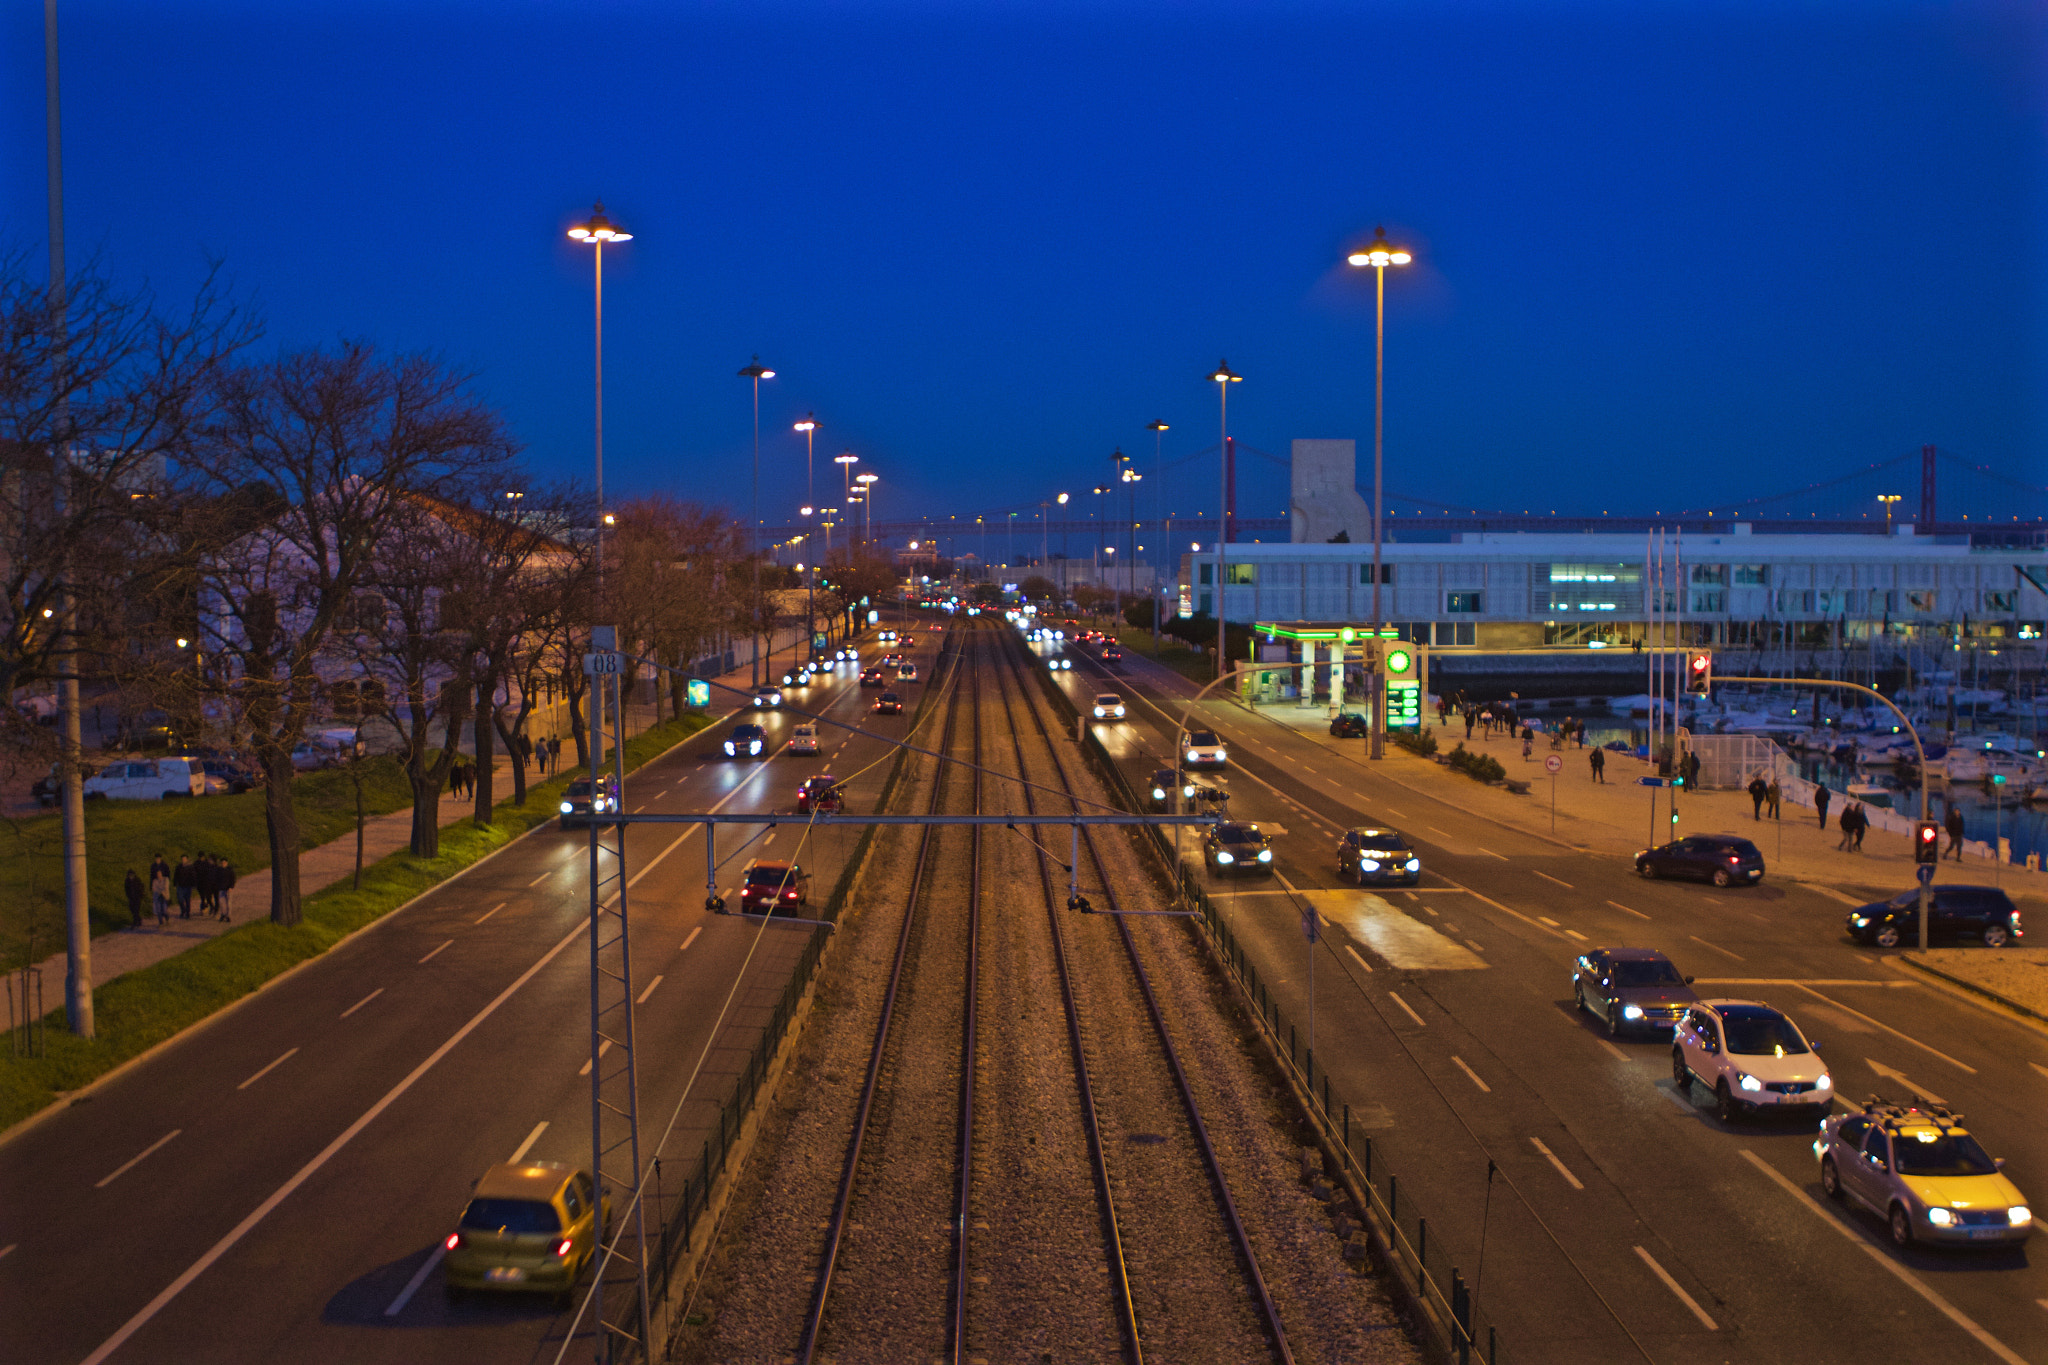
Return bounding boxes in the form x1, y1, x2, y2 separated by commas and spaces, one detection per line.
5, 0, 2042, 540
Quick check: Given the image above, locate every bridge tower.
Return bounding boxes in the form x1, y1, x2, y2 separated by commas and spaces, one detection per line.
1919, 444, 1937, 529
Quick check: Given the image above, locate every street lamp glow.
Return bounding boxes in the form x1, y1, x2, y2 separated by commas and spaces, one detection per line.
566, 205, 633, 243
1347, 225, 1410, 268
1057, 492, 1069, 505
793, 416, 817, 434
1208, 361, 1242, 385
1344, 224, 1413, 759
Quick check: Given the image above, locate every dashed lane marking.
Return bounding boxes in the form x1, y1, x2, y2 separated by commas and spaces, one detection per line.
0, 1244, 14, 1261
637, 974, 664, 1005
1606, 900, 1651, 921
1688, 934, 1743, 962
1564, 929, 1588, 941
1739, 1149, 2024, 1364
1388, 992, 1426, 1027
680, 926, 703, 953
1476, 847, 1508, 860
578, 1039, 614, 1076
1423, 906, 1440, 917
2033, 1062, 2048, 1082
96, 1130, 180, 1189
1344, 944, 1374, 973
1530, 1137, 1584, 1189
418, 939, 454, 965
525, 870, 550, 888
1538, 916, 1560, 927
509, 1121, 548, 1163
236, 1048, 299, 1092
475, 901, 507, 924
1633, 1246, 1718, 1330
1466, 939, 1487, 953
1451, 1056, 1492, 1092
340, 988, 383, 1019
1796, 985, 1976, 1073
1533, 870, 1573, 888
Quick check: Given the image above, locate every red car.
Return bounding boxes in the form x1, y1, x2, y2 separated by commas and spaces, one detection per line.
738, 859, 812, 914
795, 775, 842, 814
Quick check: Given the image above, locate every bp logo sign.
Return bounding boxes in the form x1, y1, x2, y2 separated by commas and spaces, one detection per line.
1385, 648, 1413, 675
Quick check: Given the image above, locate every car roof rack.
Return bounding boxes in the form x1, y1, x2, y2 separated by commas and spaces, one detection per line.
1858, 1095, 1965, 1129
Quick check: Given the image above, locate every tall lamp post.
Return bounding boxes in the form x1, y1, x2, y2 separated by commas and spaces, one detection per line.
834, 453, 859, 559
1878, 494, 1902, 535
738, 356, 776, 684
1147, 419, 1169, 644
1122, 463, 1143, 607
567, 204, 633, 596
856, 471, 878, 547
796, 415, 819, 653
1207, 360, 1243, 680
1345, 226, 1412, 759
1056, 491, 1070, 595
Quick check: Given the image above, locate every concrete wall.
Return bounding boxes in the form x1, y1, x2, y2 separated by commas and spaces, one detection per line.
1289, 439, 1373, 545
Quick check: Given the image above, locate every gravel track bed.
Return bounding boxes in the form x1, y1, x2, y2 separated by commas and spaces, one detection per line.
1010, 637, 1423, 1365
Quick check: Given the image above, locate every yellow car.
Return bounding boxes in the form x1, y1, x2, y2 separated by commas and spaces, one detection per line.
444, 1161, 609, 1303
1817, 1100, 2031, 1248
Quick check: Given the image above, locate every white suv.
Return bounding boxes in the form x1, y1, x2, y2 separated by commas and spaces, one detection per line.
1181, 729, 1228, 768
1672, 1000, 1832, 1123
1092, 694, 1126, 720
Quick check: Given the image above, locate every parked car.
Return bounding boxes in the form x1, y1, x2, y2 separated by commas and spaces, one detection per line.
443, 1161, 608, 1306
1672, 999, 1832, 1123
737, 859, 813, 914
1816, 1099, 2033, 1249
82, 757, 203, 801
1634, 834, 1765, 886
788, 724, 821, 755
1333, 826, 1421, 884
197, 757, 262, 794
1329, 711, 1369, 738
1571, 947, 1697, 1037
1845, 886, 2022, 948
290, 741, 342, 771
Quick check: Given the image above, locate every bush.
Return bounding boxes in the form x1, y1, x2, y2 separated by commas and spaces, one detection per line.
1446, 742, 1506, 783
1393, 729, 1438, 757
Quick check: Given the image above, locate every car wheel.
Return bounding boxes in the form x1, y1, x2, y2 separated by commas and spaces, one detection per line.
1638, 861, 1657, 879
1712, 868, 1732, 888
1606, 1007, 1624, 1039
1984, 925, 2010, 948
1874, 925, 1901, 949
1671, 1049, 1690, 1092
1889, 1203, 1914, 1249
1715, 1079, 1737, 1124
1574, 985, 1588, 1016
1821, 1157, 1843, 1201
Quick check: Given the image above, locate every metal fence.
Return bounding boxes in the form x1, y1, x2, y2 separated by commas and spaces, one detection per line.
1685, 732, 1791, 790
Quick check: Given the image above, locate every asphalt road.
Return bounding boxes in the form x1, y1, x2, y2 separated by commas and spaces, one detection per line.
0, 627, 947, 1365
1047, 631, 2048, 1365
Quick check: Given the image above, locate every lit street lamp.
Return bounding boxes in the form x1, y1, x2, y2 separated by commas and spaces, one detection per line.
567, 203, 633, 593
1878, 494, 1902, 535
738, 356, 776, 685
856, 472, 878, 546
834, 453, 860, 559
1207, 360, 1242, 680
1345, 226, 1412, 758
796, 415, 819, 650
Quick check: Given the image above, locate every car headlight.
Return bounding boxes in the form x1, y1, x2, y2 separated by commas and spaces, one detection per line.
1927, 1207, 1955, 1227
1738, 1073, 1763, 1092
749, 741, 762, 754
1851, 915, 1869, 926
1188, 750, 1200, 762
1405, 858, 1421, 871
1256, 849, 1272, 862
724, 743, 736, 754
1152, 787, 1166, 799
560, 801, 574, 813
1816, 1074, 1831, 1089
1094, 708, 1106, 717
1362, 859, 1381, 872
1216, 851, 1235, 864
1623, 1004, 1645, 1020
1181, 784, 1195, 797
2010, 1206, 2032, 1225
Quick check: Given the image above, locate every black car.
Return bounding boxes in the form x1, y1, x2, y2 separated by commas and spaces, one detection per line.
1329, 711, 1369, 738
722, 724, 768, 758
559, 775, 620, 828
1634, 834, 1765, 887
1147, 768, 1197, 812
874, 692, 903, 715
198, 757, 261, 794
1334, 826, 1420, 883
859, 667, 885, 687
1572, 947, 1698, 1037
1845, 886, 2023, 948
1202, 822, 1272, 874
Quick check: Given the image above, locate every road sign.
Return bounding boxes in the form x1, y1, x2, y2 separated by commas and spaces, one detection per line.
583, 651, 623, 675
1300, 905, 1320, 943
1637, 776, 1665, 787
1543, 754, 1564, 774
1917, 862, 1936, 886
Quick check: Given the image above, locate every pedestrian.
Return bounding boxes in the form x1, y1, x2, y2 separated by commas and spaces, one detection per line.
173, 854, 196, 919
216, 857, 236, 922
1838, 803, 1857, 851
150, 863, 171, 926
1766, 777, 1781, 819
1522, 732, 1534, 762
1945, 802, 1966, 860
1590, 746, 1607, 783
124, 868, 145, 929
1851, 803, 1868, 852
1747, 773, 1768, 820
196, 854, 218, 916
1574, 719, 1587, 750
1814, 782, 1831, 831
1464, 708, 1476, 740
1685, 750, 1701, 788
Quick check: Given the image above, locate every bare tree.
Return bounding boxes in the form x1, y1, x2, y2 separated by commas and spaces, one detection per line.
183, 341, 516, 924
495, 521, 592, 805
609, 496, 747, 719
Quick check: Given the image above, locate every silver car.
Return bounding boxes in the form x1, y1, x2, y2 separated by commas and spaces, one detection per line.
1816, 1100, 2032, 1249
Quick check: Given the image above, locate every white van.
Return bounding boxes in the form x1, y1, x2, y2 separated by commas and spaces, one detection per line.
83, 757, 204, 801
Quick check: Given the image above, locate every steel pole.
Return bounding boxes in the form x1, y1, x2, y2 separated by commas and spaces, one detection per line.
1369, 262, 1386, 759
1217, 384, 1228, 681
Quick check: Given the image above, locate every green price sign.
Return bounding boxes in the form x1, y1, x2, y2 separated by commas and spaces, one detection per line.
686, 679, 710, 709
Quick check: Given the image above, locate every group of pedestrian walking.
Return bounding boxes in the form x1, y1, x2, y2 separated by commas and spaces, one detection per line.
126, 851, 237, 929
533, 734, 563, 775
1744, 772, 1783, 819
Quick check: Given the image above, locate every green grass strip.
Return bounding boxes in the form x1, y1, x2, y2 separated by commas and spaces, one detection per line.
0, 713, 712, 1134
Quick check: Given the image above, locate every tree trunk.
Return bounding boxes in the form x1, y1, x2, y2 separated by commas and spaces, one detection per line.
409, 778, 442, 858
259, 748, 303, 925
568, 687, 589, 766
472, 683, 495, 826
494, 709, 529, 807
353, 763, 366, 890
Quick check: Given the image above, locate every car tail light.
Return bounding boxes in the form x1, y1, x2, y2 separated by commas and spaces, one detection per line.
785, 890, 799, 899
552, 1238, 573, 1257
1728, 856, 1740, 863
445, 1233, 463, 1250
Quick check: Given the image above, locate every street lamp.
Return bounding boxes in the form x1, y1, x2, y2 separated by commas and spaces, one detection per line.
834, 453, 860, 558
567, 203, 633, 593
796, 416, 819, 653
1121, 463, 1143, 605
1878, 494, 1902, 535
1147, 419, 1169, 647
1208, 360, 1243, 680
738, 356, 776, 685
1345, 226, 1412, 758
856, 471, 878, 546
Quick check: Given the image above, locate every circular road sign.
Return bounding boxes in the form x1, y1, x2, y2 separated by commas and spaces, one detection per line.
1543, 754, 1564, 774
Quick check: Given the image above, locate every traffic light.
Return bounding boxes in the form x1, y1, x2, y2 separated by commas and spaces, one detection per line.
1915, 821, 1940, 864
1685, 651, 1713, 695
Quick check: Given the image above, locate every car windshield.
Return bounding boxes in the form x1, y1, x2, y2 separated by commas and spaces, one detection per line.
461, 1197, 560, 1233
1096, 696, 1120, 706
1718, 1007, 1810, 1055
1611, 959, 1683, 987
1188, 731, 1220, 747
1218, 824, 1262, 844
733, 727, 763, 739
567, 780, 593, 797
1892, 1130, 2000, 1177
1356, 830, 1409, 850
745, 867, 797, 886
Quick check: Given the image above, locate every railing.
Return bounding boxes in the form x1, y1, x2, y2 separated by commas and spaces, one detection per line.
7, 965, 43, 1058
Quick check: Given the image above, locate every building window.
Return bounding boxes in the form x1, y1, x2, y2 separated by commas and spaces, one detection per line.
1906, 590, 1937, 613
1198, 563, 1213, 585
1541, 563, 1636, 614
1689, 590, 1725, 613
1733, 564, 1769, 586
1434, 621, 1476, 646
1690, 564, 1726, 586
1447, 591, 1482, 613
1199, 592, 1213, 614
1226, 563, 1257, 585
1358, 563, 1395, 585
1986, 589, 2016, 612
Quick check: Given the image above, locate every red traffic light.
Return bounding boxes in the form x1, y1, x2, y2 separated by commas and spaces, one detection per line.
1914, 820, 1941, 864
1685, 651, 1713, 694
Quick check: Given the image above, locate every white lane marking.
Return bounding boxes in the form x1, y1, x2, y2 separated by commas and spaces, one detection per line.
1738, 1149, 2026, 1364
1475, 847, 1508, 860
1423, 906, 1440, 917
1854, 953, 1877, 964
526, 870, 551, 888
637, 974, 665, 1005
2032, 1062, 2048, 1082
762, 832, 777, 847
1864, 1058, 1945, 1106
509, 1121, 548, 1163
1344, 944, 1375, 973
1450, 1055, 1492, 1093
1805, 884, 1865, 907
95, 1130, 181, 1189
475, 901, 507, 924
1530, 1137, 1584, 1189
79, 916, 589, 1365
1465, 939, 1487, 953
0, 1243, 14, 1260
1428, 826, 1457, 841
1659, 1082, 1698, 1115
1534, 870, 1573, 888
1607, 900, 1652, 921
1688, 934, 1743, 962
339, 988, 384, 1019
1426, 871, 1573, 943
235, 1048, 300, 1092
1633, 1245, 1718, 1330
1388, 991, 1426, 1027
1537, 916, 1560, 927
1301, 764, 1318, 774
578, 1039, 614, 1076
383, 1245, 445, 1318
1403, 891, 1419, 901
631, 804, 645, 814
1695, 979, 1911, 987
1597, 1038, 1629, 1063
1382, 805, 1407, 817
1564, 929, 1588, 942
417, 939, 454, 965
1797, 985, 1976, 1074
679, 926, 703, 953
